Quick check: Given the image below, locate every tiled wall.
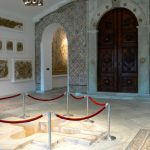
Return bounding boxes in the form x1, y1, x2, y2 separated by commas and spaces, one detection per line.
35, 0, 88, 93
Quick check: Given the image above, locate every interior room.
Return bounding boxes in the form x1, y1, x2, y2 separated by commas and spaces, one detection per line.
0, 0, 150, 149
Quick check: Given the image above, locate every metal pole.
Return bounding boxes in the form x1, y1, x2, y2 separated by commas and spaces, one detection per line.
107, 103, 111, 139
103, 103, 116, 141
63, 92, 73, 116
67, 40, 70, 95
20, 93, 26, 118
22, 93, 25, 118
48, 112, 51, 150
63, 41, 73, 117
66, 92, 69, 115
20, 93, 29, 118
86, 95, 89, 115
67, 92, 69, 114
85, 95, 94, 123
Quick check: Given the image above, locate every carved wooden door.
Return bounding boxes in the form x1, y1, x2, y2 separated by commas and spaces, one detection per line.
97, 8, 138, 93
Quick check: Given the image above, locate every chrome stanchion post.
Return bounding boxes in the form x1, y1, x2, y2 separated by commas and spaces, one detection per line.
63, 92, 73, 116
85, 95, 94, 123
86, 95, 89, 115
63, 43, 73, 117
22, 93, 25, 117
20, 93, 29, 118
66, 92, 69, 115
48, 112, 51, 150
103, 103, 116, 141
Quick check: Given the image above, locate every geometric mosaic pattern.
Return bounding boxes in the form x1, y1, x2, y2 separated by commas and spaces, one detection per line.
126, 129, 150, 150
35, 0, 87, 93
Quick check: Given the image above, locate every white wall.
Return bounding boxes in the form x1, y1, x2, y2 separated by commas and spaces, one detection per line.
0, 11, 35, 96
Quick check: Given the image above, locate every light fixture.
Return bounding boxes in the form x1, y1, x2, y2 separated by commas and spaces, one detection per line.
23, 0, 43, 6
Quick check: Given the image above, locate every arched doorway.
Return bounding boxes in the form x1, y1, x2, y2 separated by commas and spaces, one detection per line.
97, 8, 138, 93
40, 24, 68, 92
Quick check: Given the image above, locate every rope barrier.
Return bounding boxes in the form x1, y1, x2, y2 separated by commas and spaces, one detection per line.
88, 96, 106, 107
0, 93, 21, 101
56, 106, 106, 121
70, 93, 85, 100
27, 93, 65, 102
0, 114, 43, 124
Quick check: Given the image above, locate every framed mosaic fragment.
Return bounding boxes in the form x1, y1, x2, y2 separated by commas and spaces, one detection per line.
12, 59, 33, 82
0, 59, 9, 80
0, 40, 2, 51
0, 17, 23, 31
16, 41, 23, 52
6, 40, 13, 52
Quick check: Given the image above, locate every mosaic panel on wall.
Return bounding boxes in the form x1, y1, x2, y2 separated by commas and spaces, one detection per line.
52, 27, 68, 75
0, 59, 9, 80
0, 38, 24, 53
0, 40, 2, 50
16, 42, 23, 52
6, 40, 13, 51
0, 17, 23, 31
12, 59, 33, 82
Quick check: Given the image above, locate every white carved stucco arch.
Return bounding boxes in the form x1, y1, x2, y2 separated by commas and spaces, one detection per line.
89, 0, 147, 30
88, 0, 149, 95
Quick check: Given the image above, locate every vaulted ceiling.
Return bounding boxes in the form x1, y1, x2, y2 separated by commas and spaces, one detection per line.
0, 0, 73, 19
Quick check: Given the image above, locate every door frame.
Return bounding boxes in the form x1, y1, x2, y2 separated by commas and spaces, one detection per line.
87, 2, 149, 95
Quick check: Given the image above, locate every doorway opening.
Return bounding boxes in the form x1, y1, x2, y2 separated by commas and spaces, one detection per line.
40, 24, 68, 92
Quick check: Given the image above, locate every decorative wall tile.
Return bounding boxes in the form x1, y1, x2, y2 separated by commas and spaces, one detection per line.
35, 0, 87, 93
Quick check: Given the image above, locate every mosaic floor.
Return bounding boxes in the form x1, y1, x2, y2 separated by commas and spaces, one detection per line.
126, 129, 150, 150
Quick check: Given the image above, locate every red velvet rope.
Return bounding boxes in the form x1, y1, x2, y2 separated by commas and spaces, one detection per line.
70, 93, 85, 100
27, 93, 65, 102
56, 106, 106, 121
0, 93, 21, 101
88, 96, 106, 107
0, 115, 43, 124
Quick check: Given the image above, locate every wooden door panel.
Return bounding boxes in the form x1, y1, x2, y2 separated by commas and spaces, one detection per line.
100, 49, 114, 73
119, 47, 138, 74
122, 32, 137, 44
118, 9, 138, 92
118, 47, 137, 92
97, 48, 117, 91
118, 77, 137, 92
97, 8, 138, 93
99, 10, 115, 48
122, 10, 138, 30
97, 9, 117, 91
98, 75, 116, 92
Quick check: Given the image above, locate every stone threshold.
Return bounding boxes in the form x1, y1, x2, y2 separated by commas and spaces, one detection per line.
89, 92, 150, 101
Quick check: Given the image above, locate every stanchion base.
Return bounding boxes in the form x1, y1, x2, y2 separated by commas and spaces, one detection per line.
20, 114, 30, 119
103, 135, 116, 141
84, 119, 95, 123
63, 113, 74, 117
